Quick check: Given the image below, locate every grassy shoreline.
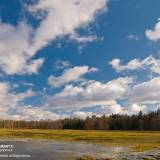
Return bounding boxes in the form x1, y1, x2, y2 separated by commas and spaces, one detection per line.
0, 129, 159, 151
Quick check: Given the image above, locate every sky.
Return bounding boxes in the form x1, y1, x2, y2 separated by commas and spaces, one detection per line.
0, 0, 160, 120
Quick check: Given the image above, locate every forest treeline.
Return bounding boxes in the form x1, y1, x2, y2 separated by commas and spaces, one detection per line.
0, 109, 160, 130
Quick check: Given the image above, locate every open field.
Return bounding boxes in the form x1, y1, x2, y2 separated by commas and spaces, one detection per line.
0, 129, 159, 152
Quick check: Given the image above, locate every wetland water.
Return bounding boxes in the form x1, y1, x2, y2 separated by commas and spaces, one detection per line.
0, 139, 159, 160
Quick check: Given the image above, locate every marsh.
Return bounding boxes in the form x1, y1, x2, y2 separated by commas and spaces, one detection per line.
0, 139, 159, 160
0, 130, 159, 160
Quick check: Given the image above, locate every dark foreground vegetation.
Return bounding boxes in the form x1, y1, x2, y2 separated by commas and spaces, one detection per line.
0, 109, 159, 130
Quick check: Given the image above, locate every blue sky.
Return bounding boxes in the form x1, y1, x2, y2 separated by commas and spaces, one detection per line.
0, 0, 160, 120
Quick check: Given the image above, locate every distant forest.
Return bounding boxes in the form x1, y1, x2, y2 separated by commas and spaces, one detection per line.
0, 109, 160, 130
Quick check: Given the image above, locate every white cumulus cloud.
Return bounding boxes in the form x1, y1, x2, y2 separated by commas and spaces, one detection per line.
0, 0, 108, 75
126, 77, 160, 105
48, 66, 98, 88
109, 55, 160, 74
146, 18, 160, 41
45, 77, 132, 110
0, 22, 44, 75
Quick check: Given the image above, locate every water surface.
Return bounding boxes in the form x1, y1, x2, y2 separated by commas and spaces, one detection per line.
0, 139, 159, 160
